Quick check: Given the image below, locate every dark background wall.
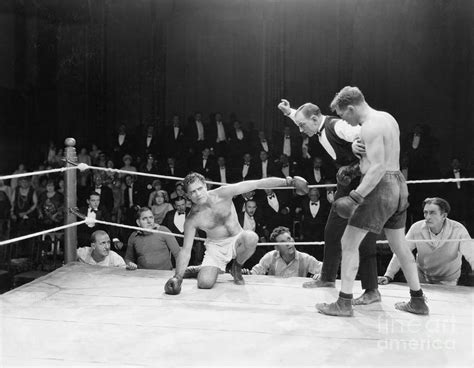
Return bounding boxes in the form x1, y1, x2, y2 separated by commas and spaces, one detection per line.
0, 0, 472, 173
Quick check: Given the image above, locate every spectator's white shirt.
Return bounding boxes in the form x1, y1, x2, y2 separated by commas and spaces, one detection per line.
309, 200, 320, 218
174, 212, 185, 233
220, 167, 227, 183
118, 134, 125, 146
195, 121, 205, 141
243, 212, 256, 231
77, 247, 126, 268
261, 160, 268, 178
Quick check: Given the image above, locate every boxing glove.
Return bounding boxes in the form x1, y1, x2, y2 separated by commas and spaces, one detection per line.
286, 176, 309, 195
336, 163, 361, 186
164, 276, 183, 295
333, 190, 364, 219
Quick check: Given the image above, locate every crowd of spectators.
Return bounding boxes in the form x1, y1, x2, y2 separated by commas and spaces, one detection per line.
0, 113, 472, 286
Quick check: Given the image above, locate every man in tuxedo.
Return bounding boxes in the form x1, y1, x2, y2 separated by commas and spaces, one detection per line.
274, 126, 298, 161
111, 123, 134, 167
208, 112, 229, 158
122, 174, 145, 226
260, 188, 293, 235
137, 125, 159, 160
163, 114, 188, 159
191, 147, 215, 177
306, 156, 330, 185
253, 130, 273, 158
255, 150, 277, 179
91, 173, 114, 213
162, 157, 187, 193
210, 156, 236, 184
295, 188, 330, 259
77, 192, 111, 247
278, 99, 379, 305
228, 120, 249, 164
186, 111, 207, 153
275, 154, 297, 179
239, 153, 257, 181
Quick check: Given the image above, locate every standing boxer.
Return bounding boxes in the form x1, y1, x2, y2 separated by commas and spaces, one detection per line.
279, 99, 380, 305
316, 86, 428, 316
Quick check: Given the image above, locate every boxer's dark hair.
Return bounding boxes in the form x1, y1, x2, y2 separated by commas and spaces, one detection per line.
330, 86, 365, 111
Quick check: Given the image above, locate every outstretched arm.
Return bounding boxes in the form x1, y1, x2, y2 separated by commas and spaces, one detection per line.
216, 175, 308, 198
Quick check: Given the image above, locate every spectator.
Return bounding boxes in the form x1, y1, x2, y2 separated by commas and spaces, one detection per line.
237, 199, 264, 238
10, 163, 27, 190
247, 226, 322, 278
125, 207, 180, 270
379, 197, 473, 286
228, 120, 249, 163
208, 112, 229, 158
260, 189, 293, 234
295, 188, 330, 259
120, 154, 137, 178
186, 111, 207, 153
147, 179, 164, 208
238, 153, 257, 181
89, 143, 101, 165
111, 123, 134, 167
77, 147, 92, 166
252, 130, 273, 158
210, 156, 236, 184
122, 174, 144, 225
163, 114, 187, 159
0, 179, 12, 239
37, 179, 64, 228
77, 191, 111, 247
150, 190, 174, 225
91, 172, 114, 213
255, 150, 276, 179
77, 230, 126, 268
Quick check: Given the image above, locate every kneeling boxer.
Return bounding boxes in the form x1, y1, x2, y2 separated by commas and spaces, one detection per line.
165, 172, 308, 295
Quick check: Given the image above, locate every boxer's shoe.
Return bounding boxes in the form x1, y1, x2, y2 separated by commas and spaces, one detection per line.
353, 289, 382, 305
395, 296, 429, 315
316, 296, 354, 317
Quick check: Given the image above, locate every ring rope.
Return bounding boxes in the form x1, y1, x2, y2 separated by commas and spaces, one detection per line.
0, 220, 87, 246
69, 209, 472, 247
0, 166, 77, 182
71, 163, 474, 190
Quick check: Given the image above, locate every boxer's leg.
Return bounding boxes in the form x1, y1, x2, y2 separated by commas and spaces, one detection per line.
354, 232, 381, 305
232, 230, 258, 285
197, 266, 220, 289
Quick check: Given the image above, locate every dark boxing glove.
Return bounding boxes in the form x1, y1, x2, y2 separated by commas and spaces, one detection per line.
286, 176, 309, 195
336, 163, 361, 186
333, 190, 364, 219
164, 276, 183, 295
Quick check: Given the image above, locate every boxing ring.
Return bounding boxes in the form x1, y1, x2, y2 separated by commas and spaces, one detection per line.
0, 138, 473, 367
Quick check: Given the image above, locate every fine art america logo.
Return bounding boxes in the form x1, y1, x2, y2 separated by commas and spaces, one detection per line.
377, 315, 456, 351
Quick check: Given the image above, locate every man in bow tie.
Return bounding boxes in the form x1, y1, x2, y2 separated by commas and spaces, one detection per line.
77, 191, 111, 247
278, 98, 380, 306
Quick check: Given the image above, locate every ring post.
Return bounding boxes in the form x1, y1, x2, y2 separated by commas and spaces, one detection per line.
64, 138, 77, 263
